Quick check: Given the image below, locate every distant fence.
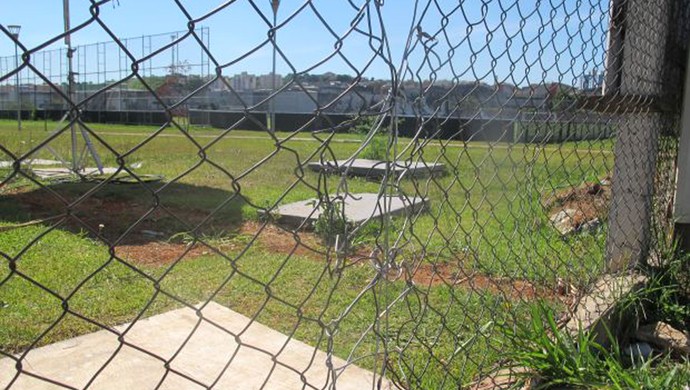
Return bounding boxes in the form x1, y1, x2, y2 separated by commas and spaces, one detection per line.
0, 108, 615, 143
0, 108, 616, 143
188, 109, 615, 143
514, 112, 617, 143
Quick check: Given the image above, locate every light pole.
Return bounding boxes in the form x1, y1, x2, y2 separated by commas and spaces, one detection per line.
170, 34, 177, 75
8, 25, 21, 131
62, 0, 103, 174
270, 0, 279, 133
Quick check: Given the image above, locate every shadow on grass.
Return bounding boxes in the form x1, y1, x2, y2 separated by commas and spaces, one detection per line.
0, 179, 245, 246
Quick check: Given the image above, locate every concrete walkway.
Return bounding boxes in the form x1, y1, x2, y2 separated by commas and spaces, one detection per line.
0, 302, 392, 389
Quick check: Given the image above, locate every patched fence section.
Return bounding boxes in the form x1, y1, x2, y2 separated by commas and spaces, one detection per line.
0, 1, 689, 389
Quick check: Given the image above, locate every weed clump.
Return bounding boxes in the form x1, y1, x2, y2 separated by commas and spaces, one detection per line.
503, 303, 690, 389
313, 198, 350, 246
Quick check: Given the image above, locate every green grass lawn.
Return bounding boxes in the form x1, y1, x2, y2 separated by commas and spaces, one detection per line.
0, 119, 615, 388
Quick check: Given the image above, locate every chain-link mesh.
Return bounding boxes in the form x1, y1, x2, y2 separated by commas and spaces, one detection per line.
0, 0, 688, 389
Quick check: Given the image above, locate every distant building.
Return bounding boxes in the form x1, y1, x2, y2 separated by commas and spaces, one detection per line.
254, 87, 317, 113
209, 78, 231, 92
256, 73, 282, 89
230, 72, 257, 91
230, 72, 283, 91
513, 84, 552, 111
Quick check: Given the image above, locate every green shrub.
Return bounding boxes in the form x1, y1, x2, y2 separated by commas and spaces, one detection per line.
348, 114, 403, 161
349, 115, 380, 135
348, 114, 401, 135
360, 135, 389, 161
313, 199, 350, 245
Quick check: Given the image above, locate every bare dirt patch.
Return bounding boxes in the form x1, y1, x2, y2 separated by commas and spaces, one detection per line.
407, 261, 562, 300
117, 241, 208, 266
0, 182, 245, 265
116, 222, 329, 266
240, 221, 325, 260
6, 186, 234, 243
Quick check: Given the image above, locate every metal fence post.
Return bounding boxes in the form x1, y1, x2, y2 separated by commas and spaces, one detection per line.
605, 0, 672, 271
673, 48, 690, 252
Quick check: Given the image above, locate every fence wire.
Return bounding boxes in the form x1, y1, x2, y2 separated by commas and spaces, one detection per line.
0, 0, 688, 389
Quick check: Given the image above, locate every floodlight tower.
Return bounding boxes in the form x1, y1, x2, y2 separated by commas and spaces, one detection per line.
270, 0, 280, 134
7, 25, 21, 131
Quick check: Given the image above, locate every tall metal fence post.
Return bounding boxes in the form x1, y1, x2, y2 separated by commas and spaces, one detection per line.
605, 0, 672, 271
673, 48, 690, 252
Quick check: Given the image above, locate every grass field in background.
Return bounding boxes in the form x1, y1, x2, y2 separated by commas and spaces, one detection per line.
0, 119, 615, 387
2, 119, 613, 278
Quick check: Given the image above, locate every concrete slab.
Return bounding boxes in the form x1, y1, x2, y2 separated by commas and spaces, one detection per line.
265, 193, 427, 228
307, 159, 445, 178
0, 159, 62, 168
29, 167, 120, 180
0, 302, 392, 390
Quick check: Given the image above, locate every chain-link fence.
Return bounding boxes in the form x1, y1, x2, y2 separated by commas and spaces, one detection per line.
0, 0, 688, 389
0, 27, 211, 111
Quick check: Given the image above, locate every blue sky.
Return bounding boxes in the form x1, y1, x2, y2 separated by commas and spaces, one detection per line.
1, 0, 609, 86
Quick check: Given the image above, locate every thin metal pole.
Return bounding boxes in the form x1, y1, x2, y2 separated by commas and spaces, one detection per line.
206, 27, 210, 78
270, 2, 278, 133
207, 28, 211, 78
141, 37, 145, 77
148, 36, 152, 77
170, 34, 176, 74
15, 42, 21, 131
67, 50, 78, 172
200, 28, 204, 79
271, 17, 276, 133
62, 0, 103, 174
63, 0, 79, 172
